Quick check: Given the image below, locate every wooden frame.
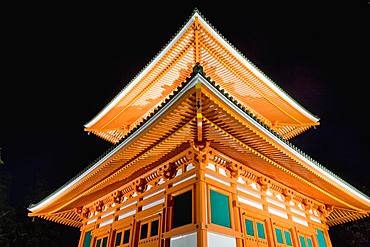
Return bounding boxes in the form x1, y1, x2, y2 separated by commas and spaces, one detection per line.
241, 212, 269, 246
111, 219, 133, 247
206, 183, 237, 236
165, 185, 196, 238
271, 222, 294, 247
136, 214, 162, 247
92, 232, 110, 247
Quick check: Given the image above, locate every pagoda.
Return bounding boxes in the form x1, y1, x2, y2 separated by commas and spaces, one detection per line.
28, 10, 370, 247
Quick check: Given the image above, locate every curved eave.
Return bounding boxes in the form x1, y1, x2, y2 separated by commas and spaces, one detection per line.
84, 11, 197, 129
195, 11, 319, 123
28, 209, 82, 228
84, 10, 319, 134
28, 74, 200, 214
30, 73, 369, 215
198, 74, 369, 208
327, 208, 369, 226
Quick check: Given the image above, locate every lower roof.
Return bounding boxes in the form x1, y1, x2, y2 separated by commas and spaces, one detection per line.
29, 69, 369, 226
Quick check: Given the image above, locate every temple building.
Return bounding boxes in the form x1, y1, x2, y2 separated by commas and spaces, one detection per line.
28, 10, 370, 247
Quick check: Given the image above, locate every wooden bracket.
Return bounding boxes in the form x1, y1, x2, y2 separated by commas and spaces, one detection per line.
196, 83, 203, 142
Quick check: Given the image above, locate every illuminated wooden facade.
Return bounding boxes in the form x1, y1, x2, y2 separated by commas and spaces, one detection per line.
28, 11, 370, 247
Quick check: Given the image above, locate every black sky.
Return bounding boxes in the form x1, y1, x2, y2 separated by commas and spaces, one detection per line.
1, 1, 370, 246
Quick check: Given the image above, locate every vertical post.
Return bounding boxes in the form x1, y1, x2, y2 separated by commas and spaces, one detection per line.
77, 229, 84, 247
107, 228, 114, 247
131, 218, 139, 247
230, 180, 243, 247
162, 183, 172, 247
286, 199, 299, 247
312, 232, 319, 247
194, 146, 208, 247
261, 192, 276, 246
291, 227, 300, 247
266, 218, 276, 247
130, 200, 139, 247
324, 227, 333, 247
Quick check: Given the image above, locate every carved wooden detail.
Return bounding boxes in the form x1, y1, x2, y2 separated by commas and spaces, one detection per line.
257, 176, 270, 192
191, 140, 210, 164
94, 201, 104, 213
113, 190, 123, 204
302, 198, 314, 211
133, 178, 148, 194
282, 188, 294, 202
318, 204, 334, 217
158, 163, 177, 180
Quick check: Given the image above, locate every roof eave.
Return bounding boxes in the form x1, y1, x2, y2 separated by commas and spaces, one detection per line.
84, 12, 199, 129
28, 73, 202, 213
31, 72, 368, 214
84, 10, 319, 132
195, 13, 319, 123
199, 75, 369, 207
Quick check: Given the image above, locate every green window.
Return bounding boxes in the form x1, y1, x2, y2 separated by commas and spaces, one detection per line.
83, 231, 92, 247
256, 222, 265, 239
275, 228, 284, 244
115, 232, 122, 246
284, 231, 292, 246
299, 235, 306, 247
210, 190, 231, 228
245, 219, 254, 236
96, 239, 101, 247
316, 229, 327, 247
307, 238, 313, 247
123, 229, 130, 244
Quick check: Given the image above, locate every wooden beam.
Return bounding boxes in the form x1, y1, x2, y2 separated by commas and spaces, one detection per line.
196, 83, 203, 142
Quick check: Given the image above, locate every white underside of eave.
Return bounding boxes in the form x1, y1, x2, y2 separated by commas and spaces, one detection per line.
30, 74, 368, 213
84, 12, 318, 129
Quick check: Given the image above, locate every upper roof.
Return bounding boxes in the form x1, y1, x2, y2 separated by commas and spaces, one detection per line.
84, 10, 319, 143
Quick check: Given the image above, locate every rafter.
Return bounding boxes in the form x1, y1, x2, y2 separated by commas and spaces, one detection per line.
203, 116, 363, 211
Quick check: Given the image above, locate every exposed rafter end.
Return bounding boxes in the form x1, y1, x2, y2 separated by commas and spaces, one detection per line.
326, 208, 369, 227
28, 211, 83, 228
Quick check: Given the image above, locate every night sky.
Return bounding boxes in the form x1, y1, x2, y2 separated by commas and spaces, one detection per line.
2, 1, 369, 246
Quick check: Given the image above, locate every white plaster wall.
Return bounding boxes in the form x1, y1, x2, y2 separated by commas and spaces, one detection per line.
207, 231, 236, 247
170, 232, 197, 247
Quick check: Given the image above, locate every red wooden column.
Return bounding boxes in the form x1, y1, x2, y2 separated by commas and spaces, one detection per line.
230, 175, 243, 247
194, 143, 210, 247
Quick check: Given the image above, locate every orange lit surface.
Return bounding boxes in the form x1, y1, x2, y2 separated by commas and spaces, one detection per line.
84, 13, 319, 143
28, 11, 369, 247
